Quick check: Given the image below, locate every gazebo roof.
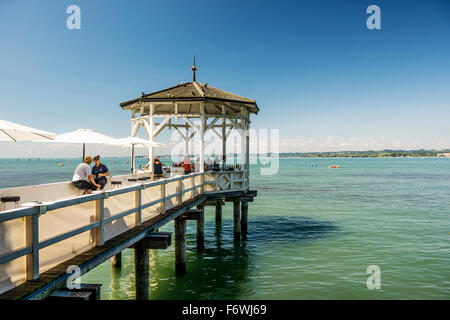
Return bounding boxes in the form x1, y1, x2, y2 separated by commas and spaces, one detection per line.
120, 81, 259, 114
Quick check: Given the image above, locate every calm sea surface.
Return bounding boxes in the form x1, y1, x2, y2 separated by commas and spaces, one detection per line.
0, 157, 449, 299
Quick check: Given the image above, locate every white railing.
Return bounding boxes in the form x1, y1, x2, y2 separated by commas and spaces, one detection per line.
0, 170, 249, 294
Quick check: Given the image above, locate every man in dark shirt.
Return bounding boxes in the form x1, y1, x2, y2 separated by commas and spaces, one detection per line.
92, 155, 110, 189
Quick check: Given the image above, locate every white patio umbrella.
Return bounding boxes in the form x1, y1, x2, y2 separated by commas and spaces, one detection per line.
112, 136, 165, 148
52, 129, 118, 161
0, 119, 56, 141
110, 136, 165, 172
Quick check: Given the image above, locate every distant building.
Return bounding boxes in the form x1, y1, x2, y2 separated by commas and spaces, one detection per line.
437, 153, 450, 158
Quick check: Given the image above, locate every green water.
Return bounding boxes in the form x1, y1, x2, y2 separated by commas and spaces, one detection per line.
0, 157, 449, 299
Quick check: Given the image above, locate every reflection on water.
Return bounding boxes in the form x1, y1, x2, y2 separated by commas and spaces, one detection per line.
82, 215, 336, 300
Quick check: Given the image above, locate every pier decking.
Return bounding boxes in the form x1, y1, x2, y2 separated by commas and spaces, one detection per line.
0, 170, 255, 300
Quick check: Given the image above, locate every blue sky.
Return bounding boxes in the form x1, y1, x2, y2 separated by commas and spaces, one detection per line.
0, 0, 449, 156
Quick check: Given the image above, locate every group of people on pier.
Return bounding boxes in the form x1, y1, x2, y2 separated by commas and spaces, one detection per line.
175, 154, 222, 174
71, 154, 225, 194
72, 155, 110, 194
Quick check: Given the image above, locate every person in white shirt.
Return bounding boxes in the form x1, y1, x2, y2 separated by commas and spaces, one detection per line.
194, 157, 200, 173
72, 156, 101, 194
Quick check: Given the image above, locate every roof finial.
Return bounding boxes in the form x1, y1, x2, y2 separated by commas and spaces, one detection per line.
190, 55, 198, 82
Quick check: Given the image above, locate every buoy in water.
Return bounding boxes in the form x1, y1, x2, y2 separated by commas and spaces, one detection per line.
328, 165, 341, 168
58, 163, 64, 167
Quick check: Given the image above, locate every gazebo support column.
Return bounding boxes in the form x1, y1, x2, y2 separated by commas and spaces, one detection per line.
199, 104, 205, 172
245, 113, 250, 189
131, 119, 140, 174
143, 105, 154, 173
222, 118, 227, 170
185, 125, 190, 155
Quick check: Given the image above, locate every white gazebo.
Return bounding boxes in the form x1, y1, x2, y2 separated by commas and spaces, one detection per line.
119, 59, 259, 178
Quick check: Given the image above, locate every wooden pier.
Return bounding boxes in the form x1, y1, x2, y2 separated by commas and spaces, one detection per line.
0, 171, 256, 300
0, 64, 260, 300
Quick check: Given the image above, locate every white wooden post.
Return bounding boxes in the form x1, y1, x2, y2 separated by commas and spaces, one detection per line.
177, 178, 183, 205
135, 189, 141, 226
131, 119, 140, 174
95, 198, 105, 246
160, 182, 166, 214
149, 106, 154, 172
222, 117, 226, 170
185, 125, 189, 155
245, 111, 250, 189
143, 105, 154, 173
25, 212, 39, 280
240, 107, 246, 169
200, 104, 205, 173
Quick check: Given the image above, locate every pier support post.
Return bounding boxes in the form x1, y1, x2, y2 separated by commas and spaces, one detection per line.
175, 218, 186, 274
215, 203, 222, 223
241, 202, 248, 233
134, 244, 149, 300
196, 205, 205, 250
233, 200, 241, 239
111, 253, 122, 269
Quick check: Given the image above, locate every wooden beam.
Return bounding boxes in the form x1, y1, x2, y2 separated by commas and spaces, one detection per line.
48, 291, 92, 300
59, 284, 102, 301
215, 204, 222, 223
205, 117, 219, 131
196, 205, 205, 250
111, 253, 122, 269
152, 116, 171, 138
202, 199, 225, 206
174, 126, 187, 140
130, 232, 172, 249
233, 200, 241, 238
134, 243, 149, 300
193, 82, 205, 97
241, 202, 248, 233
177, 209, 204, 221
183, 117, 200, 135
175, 218, 186, 274
211, 127, 222, 139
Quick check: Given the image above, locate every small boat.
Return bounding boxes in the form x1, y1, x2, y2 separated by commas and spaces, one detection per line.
58, 163, 64, 167
261, 161, 270, 165
328, 165, 341, 168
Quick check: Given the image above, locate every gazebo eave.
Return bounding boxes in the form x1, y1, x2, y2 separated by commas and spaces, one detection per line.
121, 98, 259, 116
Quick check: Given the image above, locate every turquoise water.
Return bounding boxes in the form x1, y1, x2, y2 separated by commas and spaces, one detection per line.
0, 157, 449, 299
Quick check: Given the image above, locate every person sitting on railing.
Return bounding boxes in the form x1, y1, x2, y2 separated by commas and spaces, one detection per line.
181, 155, 192, 175
153, 157, 166, 180
92, 155, 110, 189
72, 156, 101, 194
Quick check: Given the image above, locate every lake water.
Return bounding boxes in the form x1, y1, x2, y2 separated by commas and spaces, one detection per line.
0, 157, 449, 299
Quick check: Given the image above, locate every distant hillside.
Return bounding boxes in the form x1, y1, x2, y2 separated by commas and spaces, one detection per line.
279, 149, 450, 158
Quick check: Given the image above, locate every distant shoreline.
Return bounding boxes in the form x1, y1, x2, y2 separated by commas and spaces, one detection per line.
0, 149, 449, 160
279, 149, 450, 158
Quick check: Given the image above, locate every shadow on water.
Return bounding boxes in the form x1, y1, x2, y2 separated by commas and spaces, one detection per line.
245, 215, 338, 243
143, 215, 338, 300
